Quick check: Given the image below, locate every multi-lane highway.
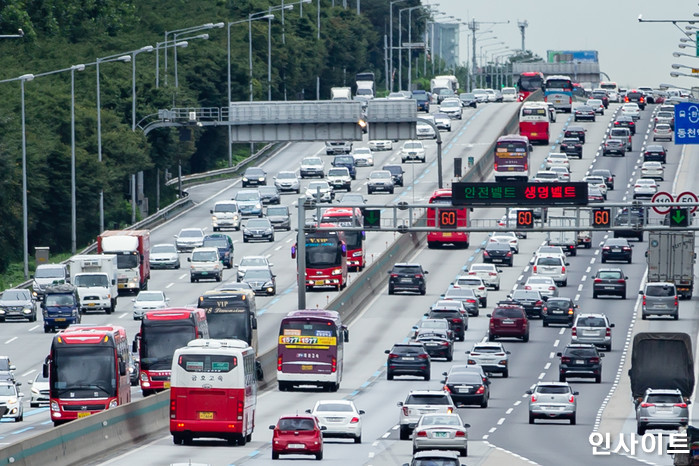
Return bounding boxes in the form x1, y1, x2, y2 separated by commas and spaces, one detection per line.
1, 98, 696, 466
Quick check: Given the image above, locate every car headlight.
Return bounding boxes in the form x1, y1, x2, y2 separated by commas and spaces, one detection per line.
109, 399, 118, 409
266, 229, 273, 234
242, 177, 249, 181
255, 204, 261, 209
332, 268, 342, 275
258, 177, 265, 181
23, 307, 32, 314
0, 310, 5, 315
212, 216, 218, 222
264, 281, 274, 288
7, 398, 16, 405
31, 387, 40, 395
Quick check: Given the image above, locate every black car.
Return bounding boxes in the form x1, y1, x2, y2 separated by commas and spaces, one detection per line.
382, 164, 405, 187
614, 116, 636, 135
592, 267, 628, 299
603, 139, 626, 156
441, 372, 489, 408
542, 297, 578, 327
625, 89, 646, 110
601, 238, 633, 263
574, 105, 596, 122
506, 291, 546, 318
415, 331, 453, 361
558, 344, 604, 383
202, 233, 234, 268
591, 90, 609, 108
242, 167, 267, 187
483, 242, 513, 266
564, 126, 586, 144
426, 308, 466, 341
258, 186, 281, 205
240, 267, 276, 295
458, 92, 478, 108
560, 138, 583, 159
242, 218, 275, 242
413, 92, 430, 112
613, 207, 647, 242
441, 287, 480, 317
385, 343, 431, 380
643, 145, 667, 163
590, 169, 615, 190
388, 263, 428, 295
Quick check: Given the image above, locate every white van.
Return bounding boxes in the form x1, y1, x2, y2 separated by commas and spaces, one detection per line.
188, 247, 223, 283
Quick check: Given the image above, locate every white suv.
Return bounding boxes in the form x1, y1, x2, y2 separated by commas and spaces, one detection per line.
397, 390, 456, 440
532, 255, 569, 287
188, 247, 223, 283
452, 275, 488, 308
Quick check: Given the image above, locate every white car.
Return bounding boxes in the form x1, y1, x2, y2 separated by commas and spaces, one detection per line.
583, 176, 608, 199
273, 171, 301, 193
501, 87, 517, 102
433, 113, 452, 132
308, 399, 364, 443
188, 247, 223, 283
524, 276, 559, 297
235, 255, 273, 281
0, 382, 23, 422
416, 120, 437, 139
586, 98, 605, 115
548, 166, 570, 182
653, 123, 673, 141
305, 180, 334, 203
326, 167, 352, 191
299, 156, 325, 179
545, 152, 570, 170
132, 290, 169, 320
174, 228, 205, 252
28, 371, 49, 407
149, 243, 181, 269
621, 103, 641, 121
633, 179, 658, 199
532, 171, 560, 183
472, 88, 489, 103
465, 342, 511, 377
640, 161, 664, 180
401, 140, 426, 163
368, 140, 393, 151
530, 245, 566, 265
352, 148, 374, 167
490, 232, 519, 254
451, 275, 488, 308
439, 98, 463, 119
467, 263, 502, 290
532, 255, 569, 287
210, 200, 242, 231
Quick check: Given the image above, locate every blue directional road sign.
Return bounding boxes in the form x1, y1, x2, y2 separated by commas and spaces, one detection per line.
674, 102, 699, 144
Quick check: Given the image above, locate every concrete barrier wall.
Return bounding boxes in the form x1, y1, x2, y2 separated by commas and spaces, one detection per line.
0, 104, 524, 465
0, 391, 169, 466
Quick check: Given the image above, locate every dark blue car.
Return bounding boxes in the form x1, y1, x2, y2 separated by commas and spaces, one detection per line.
202, 234, 234, 268
332, 155, 357, 180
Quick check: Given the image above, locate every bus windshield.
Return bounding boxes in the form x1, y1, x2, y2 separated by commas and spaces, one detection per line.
518, 74, 543, 91
306, 239, 342, 268
342, 231, 362, 249
546, 78, 573, 90
199, 298, 252, 342
521, 107, 547, 117
141, 323, 195, 370
281, 320, 338, 338
52, 346, 116, 398
177, 353, 237, 373
496, 140, 528, 152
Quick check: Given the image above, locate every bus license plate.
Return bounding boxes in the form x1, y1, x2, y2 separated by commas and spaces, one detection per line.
442, 233, 452, 237
302, 365, 313, 371
77, 412, 91, 418
314, 280, 324, 285
164, 382, 171, 388
199, 412, 214, 420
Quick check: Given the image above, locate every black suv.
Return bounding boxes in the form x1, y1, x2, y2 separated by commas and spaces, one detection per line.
613, 207, 647, 242
643, 145, 667, 163
483, 242, 513, 266
507, 290, 547, 318
564, 126, 586, 144
601, 238, 633, 263
385, 343, 430, 380
382, 165, 405, 187
560, 138, 583, 158
557, 344, 604, 383
625, 89, 646, 110
592, 268, 628, 299
426, 308, 466, 341
388, 263, 428, 295
542, 297, 578, 327
202, 234, 234, 268
591, 90, 609, 108
614, 116, 636, 135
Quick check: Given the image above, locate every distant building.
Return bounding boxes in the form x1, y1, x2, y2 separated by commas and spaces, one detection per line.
432, 23, 460, 70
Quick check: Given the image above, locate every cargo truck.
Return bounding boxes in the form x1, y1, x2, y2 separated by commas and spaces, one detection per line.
68, 254, 119, 314
647, 231, 696, 299
563, 207, 592, 249
331, 87, 352, 101
97, 230, 151, 294
547, 216, 577, 256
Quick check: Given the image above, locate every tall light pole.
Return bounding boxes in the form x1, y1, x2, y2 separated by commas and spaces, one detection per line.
156, 38, 201, 88
70, 64, 84, 254
131, 46, 154, 131
389, 0, 407, 92
96, 53, 131, 233
163, 22, 223, 87
249, 4, 294, 102
398, 6, 421, 91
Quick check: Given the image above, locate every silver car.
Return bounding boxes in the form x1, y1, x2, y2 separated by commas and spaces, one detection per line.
636, 388, 688, 435
532, 255, 569, 287
0, 382, 23, 422
235, 255, 273, 281
640, 282, 678, 319
451, 275, 488, 308
273, 171, 301, 193
467, 264, 501, 290
149, 243, 181, 269
524, 276, 559, 297
174, 228, 205, 252
571, 313, 614, 351
132, 290, 169, 320
527, 382, 578, 425
412, 413, 470, 457
465, 342, 511, 378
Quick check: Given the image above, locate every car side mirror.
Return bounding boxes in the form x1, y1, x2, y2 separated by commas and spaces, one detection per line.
397, 401, 403, 407
497, 269, 502, 273
118, 361, 126, 376
625, 276, 628, 280
269, 425, 276, 430
573, 391, 580, 396
610, 323, 615, 327
556, 352, 562, 357
638, 290, 643, 295
486, 314, 492, 318
187, 258, 191, 262
27, 380, 33, 386
384, 350, 390, 354
209, 210, 214, 214
305, 409, 311, 413
565, 262, 570, 266
506, 351, 511, 355
320, 425, 327, 431
424, 313, 429, 317
412, 326, 419, 331
600, 353, 606, 358
440, 379, 446, 384
525, 390, 533, 395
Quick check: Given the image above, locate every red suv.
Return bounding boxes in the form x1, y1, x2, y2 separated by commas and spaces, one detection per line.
270, 415, 325, 460
487, 303, 529, 342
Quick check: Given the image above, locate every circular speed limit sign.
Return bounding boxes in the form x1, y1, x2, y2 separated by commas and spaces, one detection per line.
676, 191, 699, 214
651, 192, 674, 215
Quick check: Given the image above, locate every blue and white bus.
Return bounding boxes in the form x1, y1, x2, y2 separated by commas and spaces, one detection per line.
544, 75, 574, 113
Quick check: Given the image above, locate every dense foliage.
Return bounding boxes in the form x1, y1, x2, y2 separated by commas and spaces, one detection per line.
0, 0, 427, 274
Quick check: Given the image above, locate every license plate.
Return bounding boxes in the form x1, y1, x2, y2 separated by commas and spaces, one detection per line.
657, 407, 673, 412
583, 330, 597, 336
289, 443, 305, 449
77, 412, 91, 418
54, 318, 66, 322
199, 412, 214, 420
502, 319, 514, 324
604, 286, 616, 290
493, 258, 503, 262
613, 248, 621, 252
552, 310, 563, 314
253, 234, 261, 237
443, 233, 452, 237
201, 271, 208, 275
302, 365, 313, 370
402, 357, 415, 361
434, 432, 448, 438
401, 278, 412, 283
164, 382, 170, 389
88, 303, 95, 306
314, 280, 325, 285
575, 360, 585, 364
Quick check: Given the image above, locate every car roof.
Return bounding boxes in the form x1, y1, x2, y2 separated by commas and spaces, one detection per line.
413, 450, 460, 459
576, 312, 608, 319
472, 342, 505, 349
536, 381, 571, 387
394, 263, 422, 267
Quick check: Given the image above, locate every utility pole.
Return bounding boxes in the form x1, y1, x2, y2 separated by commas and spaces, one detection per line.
518, 20, 528, 52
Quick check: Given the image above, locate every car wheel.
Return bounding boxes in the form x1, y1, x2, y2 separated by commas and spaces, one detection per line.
522, 333, 529, 342
387, 372, 394, 380
399, 426, 410, 440
243, 237, 248, 243
480, 398, 488, 408
481, 298, 487, 308
388, 286, 394, 295
190, 277, 195, 283
642, 313, 648, 320
494, 284, 500, 291
595, 375, 602, 384
559, 374, 566, 382
488, 333, 496, 342
543, 320, 549, 327
570, 414, 576, 425
216, 274, 222, 282
272, 451, 279, 460
674, 313, 679, 320
562, 280, 567, 287
606, 343, 612, 352
529, 413, 535, 424
424, 371, 430, 381
354, 434, 362, 444
637, 424, 646, 436
446, 353, 453, 362
420, 288, 426, 296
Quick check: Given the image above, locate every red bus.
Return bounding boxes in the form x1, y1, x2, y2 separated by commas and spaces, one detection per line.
292, 230, 348, 291
517, 71, 544, 102
170, 339, 257, 446
494, 135, 531, 182
277, 309, 349, 392
44, 325, 131, 426
427, 189, 469, 249
133, 308, 209, 396
320, 207, 365, 271
519, 102, 550, 144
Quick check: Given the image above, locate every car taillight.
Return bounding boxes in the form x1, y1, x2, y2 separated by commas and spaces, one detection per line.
475, 385, 485, 394
494, 162, 498, 170
388, 353, 399, 359
590, 357, 600, 364
467, 299, 477, 304
447, 407, 454, 414
535, 300, 543, 306
467, 359, 476, 364
418, 353, 429, 359
642, 296, 646, 306
549, 286, 556, 291
568, 308, 574, 315
602, 247, 610, 251
416, 430, 428, 437
571, 327, 577, 336
452, 318, 461, 323
483, 251, 490, 257
468, 272, 476, 275
606, 327, 612, 337
561, 266, 566, 273
444, 385, 451, 392
525, 286, 532, 290
331, 357, 337, 373
489, 272, 497, 276
640, 403, 655, 408
402, 407, 410, 416
561, 356, 571, 363
617, 279, 626, 284
569, 395, 575, 403
506, 252, 512, 257
531, 395, 537, 402
455, 431, 466, 437
675, 296, 679, 306
675, 403, 688, 408
532, 265, 537, 273
390, 274, 398, 278
277, 356, 283, 371
350, 417, 360, 423
441, 341, 450, 346
594, 278, 602, 283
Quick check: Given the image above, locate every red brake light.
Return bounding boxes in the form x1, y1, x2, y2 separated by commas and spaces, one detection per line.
478, 286, 485, 290
443, 385, 451, 392
642, 296, 646, 306
606, 327, 612, 337
533, 265, 537, 273
468, 272, 476, 275
572, 327, 577, 336
476, 385, 485, 394
594, 278, 602, 283
416, 430, 428, 437
561, 266, 566, 273
388, 353, 398, 359
641, 403, 655, 408
418, 353, 429, 360
675, 403, 688, 408
589, 357, 600, 364
561, 356, 571, 363
350, 417, 360, 423
415, 274, 423, 279
489, 272, 497, 276
390, 273, 398, 278
617, 279, 626, 284
531, 395, 537, 402
402, 407, 410, 416
602, 247, 610, 250
455, 431, 466, 437
331, 357, 337, 373
525, 286, 532, 290
170, 398, 176, 416
549, 286, 556, 290
569, 395, 575, 403
506, 252, 512, 257
277, 356, 283, 371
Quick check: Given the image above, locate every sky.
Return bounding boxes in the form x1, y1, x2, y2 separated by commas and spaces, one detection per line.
429, 0, 699, 90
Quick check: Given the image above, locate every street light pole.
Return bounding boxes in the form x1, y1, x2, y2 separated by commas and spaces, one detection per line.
70, 64, 85, 254
131, 46, 154, 131
20, 76, 31, 277
389, 0, 407, 92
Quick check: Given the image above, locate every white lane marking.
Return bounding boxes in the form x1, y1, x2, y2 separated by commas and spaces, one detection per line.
577, 284, 584, 292
21, 369, 35, 377
28, 325, 39, 332
514, 401, 521, 406
585, 266, 591, 273
506, 408, 514, 414
559, 328, 565, 335
372, 441, 379, 447
5, 337, 17, 344
553, 339, 560, 347
118, 313, 128, 319
286, 237, 294, 243
497, 418, 506, 425
368, 452, 375, 458
382, 432, 390, 438
575, 294, 580, 301
538, 372, 545, 380
549, 352, 555, 359
581, 275, 587, 282
544, 362, 551, 370
275, 245, 282, 251
166, 283, 174, 289
178, 274, 187, 280
489, 427, 497, 433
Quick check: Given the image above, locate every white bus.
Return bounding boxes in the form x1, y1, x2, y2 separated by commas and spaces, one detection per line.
170, 339, 257, 446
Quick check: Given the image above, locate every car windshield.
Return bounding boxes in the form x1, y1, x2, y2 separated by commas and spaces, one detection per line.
422, 321, 447, 329
328, 169, 348, 176
493, 308, 523, 318
470, 265, 494, 272
445, 289, 475, 298
235, 191, 260, 201
35, 267, 65, 279
512, 291, 539, 299
405, 394, 450, 405
266, 207, 287, 216
245, 169, 264, 177
404, 142, 422, 150
455, 278, 481, 286
308, 182, 329, 190
473, 346, 501, 353
1, 290, 29, 301
371, 171, 391, 179
303, 158, 322, 166
564, 347, 597, 357
598, 270, 622, 279
394, 266, 422, 274
277, 172, 297, 179
0, 385, 16, 397
546, 299, 571, 308
191, 251, 218, 262
243, 269, 271, 280
335, 157, 353, 164
73, 274, 109, 288
241, 257, 267, 267
246, 219, 270, 228
647, 394, 683, 404
441, 101, 459, 108
338, 194, 365, 204
278, 418, 315, 431
412, 459, 459, 466
214, 203, 238, 213
528, 277, 553, 285
420, 415, 462, 426
645, 285, 675, 297
536, 172, 558, 179
537, 385, 570, 394
447, 373, 482, 384
392, 345, 425, 355
136, 292, 164, 302
316, 403, 353, 412
151, 245, 177, 254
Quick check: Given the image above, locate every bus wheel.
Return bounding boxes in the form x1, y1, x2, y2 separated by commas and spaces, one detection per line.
172, 434, 183, 445
183, 434, 193, 445
237, 434, 247, 446
246, 433, 252, 443
328, 383, 339, 392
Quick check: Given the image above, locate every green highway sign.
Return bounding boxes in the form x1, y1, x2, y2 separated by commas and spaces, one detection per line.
670, 207, 690, 227
363, 209, 381, 229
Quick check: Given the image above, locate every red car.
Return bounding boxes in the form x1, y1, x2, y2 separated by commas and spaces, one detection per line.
487, 302, 529, 342
270, 415, 325, 460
